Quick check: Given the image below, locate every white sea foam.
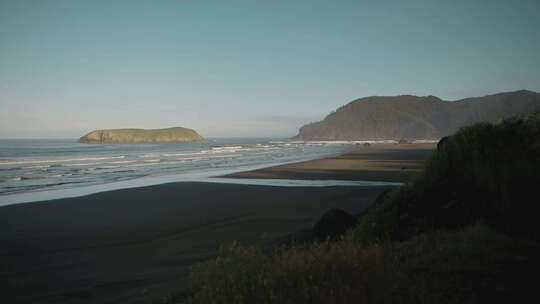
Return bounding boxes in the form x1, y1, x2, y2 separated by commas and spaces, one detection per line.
24, 165, 51, 169
411, 139, 439, 143
161, 152, 202, 157
0, 139, 351, 201
142, 153, 160, 158
107, 160, 137, 164
64, 162, 102, 167
123, 161, 181, 168
211, 146, 243, 150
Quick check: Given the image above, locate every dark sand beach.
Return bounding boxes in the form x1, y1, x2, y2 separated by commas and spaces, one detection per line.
1, 144, 434, 304
223, 143, 436, 182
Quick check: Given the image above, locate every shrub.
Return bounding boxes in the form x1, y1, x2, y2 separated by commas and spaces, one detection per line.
176, 225, 540, 304
389, 224, 540, 304
353, 113, 540, 242
184, 240, 390, 304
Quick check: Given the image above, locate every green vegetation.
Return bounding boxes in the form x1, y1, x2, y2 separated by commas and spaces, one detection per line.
171, 225, 540, 304
168, 113, 540, 304
185, 240, 387, 304
354, 112, 540, 242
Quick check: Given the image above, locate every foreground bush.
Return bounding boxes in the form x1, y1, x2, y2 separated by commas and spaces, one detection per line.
185, 240, 389, 304
175, 225, 540, 304
354, 113, 540, 242
390, 224, 540, 304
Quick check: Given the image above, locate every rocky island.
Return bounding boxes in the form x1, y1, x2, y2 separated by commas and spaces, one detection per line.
79, 127, 203, 144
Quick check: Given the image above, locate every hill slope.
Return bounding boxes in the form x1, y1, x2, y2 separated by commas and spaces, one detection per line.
295, 90, 540, 140
79, 127, 203, 144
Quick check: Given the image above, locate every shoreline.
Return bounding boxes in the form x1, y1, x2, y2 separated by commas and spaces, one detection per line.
0, 153, 341, 207
1, 143, 436, 303
0, 143, 434, 207
222, 143, 436, 182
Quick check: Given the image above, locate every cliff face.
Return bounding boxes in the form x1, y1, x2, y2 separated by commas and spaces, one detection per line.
295, 90, 540, 140
79, 127, 203, 144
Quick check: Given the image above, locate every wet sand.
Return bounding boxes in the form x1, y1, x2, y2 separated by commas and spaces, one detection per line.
223, 143, 436, 182
1, 183, 397, 303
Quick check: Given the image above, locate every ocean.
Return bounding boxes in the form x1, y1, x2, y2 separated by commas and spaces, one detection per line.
0, 138, 375, 203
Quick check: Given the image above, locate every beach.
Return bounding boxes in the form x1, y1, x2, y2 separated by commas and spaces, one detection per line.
0, 144, 435, 304
223, 143, 435, 182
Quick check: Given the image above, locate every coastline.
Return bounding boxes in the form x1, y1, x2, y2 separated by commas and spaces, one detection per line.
0, 143, 435, 303
222, 143, 435, 182
0, 143, 434, 207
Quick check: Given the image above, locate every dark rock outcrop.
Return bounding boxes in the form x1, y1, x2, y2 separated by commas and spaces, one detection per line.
437, 136, 450, 150
268, 209, 359, 250
312, 208, 358, 240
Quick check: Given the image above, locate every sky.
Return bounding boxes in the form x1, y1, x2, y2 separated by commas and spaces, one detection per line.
1, 0, 539, 138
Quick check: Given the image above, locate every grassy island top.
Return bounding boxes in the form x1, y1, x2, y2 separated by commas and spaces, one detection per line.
79, 127, 203, 144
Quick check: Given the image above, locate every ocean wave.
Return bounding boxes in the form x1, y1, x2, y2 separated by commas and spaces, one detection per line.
0, 155, 126, 166
269, 141, 304, 144
24, 165, 51, 169
96, 165, 122, 169
0, 167, 22, 171
20, 176, 47, 180
211, 146, 243, 150
173, 157, 205, 161
63, 159, 137, 167
64, 162, 102, 167
161, 152, 203, 157
107, 160, 137, 164
149, 150, 246, 158
0, 139, 349, 198
205, 154, 242, 159
123, 161, 183, 168
142, 153, 159, 158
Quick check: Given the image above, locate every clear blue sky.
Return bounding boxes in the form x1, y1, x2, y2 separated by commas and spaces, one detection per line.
1, 0, 539, 138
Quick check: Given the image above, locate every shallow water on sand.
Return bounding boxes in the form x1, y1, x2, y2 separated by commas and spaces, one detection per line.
0, 138, 389, 204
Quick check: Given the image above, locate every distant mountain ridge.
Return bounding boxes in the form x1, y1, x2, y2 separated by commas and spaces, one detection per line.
80, 127, 203, 144
295, 90, 540, 140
